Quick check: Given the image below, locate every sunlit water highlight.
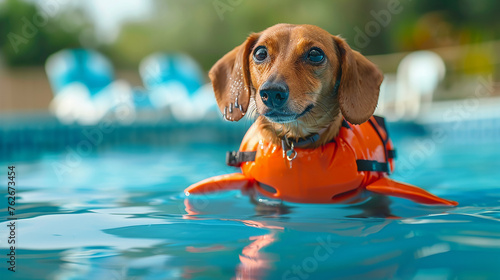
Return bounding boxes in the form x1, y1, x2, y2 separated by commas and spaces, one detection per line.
1, 136, 499, 280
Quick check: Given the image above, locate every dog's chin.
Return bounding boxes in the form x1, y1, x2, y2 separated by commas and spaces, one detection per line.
262, 105, 314, 124
264, 114, 297, 124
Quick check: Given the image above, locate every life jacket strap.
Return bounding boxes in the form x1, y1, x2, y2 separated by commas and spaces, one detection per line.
356, 160, 391, 173
341, 119, 351, 129
369, 116, 397, 161
226, 116, 396, 169
226, 151, 256, 167
283, 133, 320, 149
286, 118, 350, 148
387, 149, 396, 159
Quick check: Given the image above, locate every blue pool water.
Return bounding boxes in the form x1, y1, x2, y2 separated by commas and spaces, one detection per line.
1, 123, 500, 280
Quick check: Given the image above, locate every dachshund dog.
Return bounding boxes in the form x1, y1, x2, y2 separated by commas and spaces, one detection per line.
185, 24, 457, 207
212, 23, 379, 146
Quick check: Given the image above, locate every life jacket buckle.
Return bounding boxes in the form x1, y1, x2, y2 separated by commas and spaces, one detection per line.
286, 148, 297, 161
281, 138, 297, 161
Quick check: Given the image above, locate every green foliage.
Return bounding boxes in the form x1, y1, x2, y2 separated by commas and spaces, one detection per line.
0, 0, 93, 67
103, 0, 500, 71
1, 0, 499, 71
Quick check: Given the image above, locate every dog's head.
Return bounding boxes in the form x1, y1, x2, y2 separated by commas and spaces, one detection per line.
210, 24, 383, 140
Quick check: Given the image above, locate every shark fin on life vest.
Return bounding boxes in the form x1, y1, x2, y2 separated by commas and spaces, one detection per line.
185, 173, 251, 195
366, 177, 458, 206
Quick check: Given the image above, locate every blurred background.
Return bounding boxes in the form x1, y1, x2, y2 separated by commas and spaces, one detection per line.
1, 0, 500, 155
2, 2, 500, 279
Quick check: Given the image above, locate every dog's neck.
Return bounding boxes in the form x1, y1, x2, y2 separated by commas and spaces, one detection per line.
256, 112, 344, 149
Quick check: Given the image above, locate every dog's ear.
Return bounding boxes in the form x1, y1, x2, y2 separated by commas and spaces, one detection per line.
332, 36, 383, 124
209, 33, 259, 121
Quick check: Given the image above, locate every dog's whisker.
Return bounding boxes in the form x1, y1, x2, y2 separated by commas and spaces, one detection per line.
223, 106, 228, 120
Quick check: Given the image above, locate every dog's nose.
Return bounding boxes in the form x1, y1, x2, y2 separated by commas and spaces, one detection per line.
259, 81, 289, 109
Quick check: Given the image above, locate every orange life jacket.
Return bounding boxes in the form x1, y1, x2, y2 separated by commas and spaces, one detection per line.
185, 116, 457, 206
233, 116, 395, 203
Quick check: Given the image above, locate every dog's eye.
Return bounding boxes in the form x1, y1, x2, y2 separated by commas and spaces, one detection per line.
307, 48, 325, 64
253, 46, 268, 62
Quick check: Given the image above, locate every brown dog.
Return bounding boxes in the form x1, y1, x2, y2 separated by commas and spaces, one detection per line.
185, 24, 457, 207
210, 23, 382, 147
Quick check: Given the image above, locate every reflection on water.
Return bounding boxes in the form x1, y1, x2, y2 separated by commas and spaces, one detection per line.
1, 143, 500, 279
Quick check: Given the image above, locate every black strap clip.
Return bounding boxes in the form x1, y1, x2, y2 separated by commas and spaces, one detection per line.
387, 149, 396, 159
356, 159, 391, 174
226, 151, 256, 167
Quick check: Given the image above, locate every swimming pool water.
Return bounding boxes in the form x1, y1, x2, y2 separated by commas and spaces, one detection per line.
1, 133, 500, 279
